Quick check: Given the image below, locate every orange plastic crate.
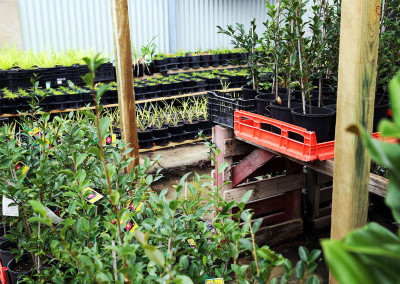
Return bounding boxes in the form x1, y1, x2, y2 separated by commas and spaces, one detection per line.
234, 110, 390, 162
0, 261, 9, 284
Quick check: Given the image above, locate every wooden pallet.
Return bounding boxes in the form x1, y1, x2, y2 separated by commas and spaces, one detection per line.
139, 136, 211, 153
212, 125, 304, 246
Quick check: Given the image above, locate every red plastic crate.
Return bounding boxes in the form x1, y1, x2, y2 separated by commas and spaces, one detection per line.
234, 110, 392, 162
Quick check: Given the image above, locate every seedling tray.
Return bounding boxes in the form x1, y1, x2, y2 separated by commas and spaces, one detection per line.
234, 110, 391, 162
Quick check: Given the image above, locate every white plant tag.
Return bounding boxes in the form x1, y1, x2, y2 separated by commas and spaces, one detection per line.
45, 207, 64, 224
2, 195, 19, 217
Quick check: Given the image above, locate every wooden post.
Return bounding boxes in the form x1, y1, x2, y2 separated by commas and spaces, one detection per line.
110, 0, 139, 172
330, 0, 381, 281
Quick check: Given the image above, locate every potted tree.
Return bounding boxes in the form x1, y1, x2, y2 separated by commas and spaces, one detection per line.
218, 18, 260, 99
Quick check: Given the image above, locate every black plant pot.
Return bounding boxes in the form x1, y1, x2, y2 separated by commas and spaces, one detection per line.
219, 53, 230, 66
210, 54, 220, 67
169, 57, 180, 70
255, 93, 294, 116
168, 123, 184, 135
0, 240, 17, 267
241, 86, 258, 100
7, 253, 34, 284
190, 56, 201, 69
373, 99, 390, 132
153, 126, 169, 138
138, 129, 153, 141
200, 55, 210, 68
180, 56, 191, 69
310, 98, 337, 107
270, 101, 305, 124
184, 121, 199, 132
198, 119, 213, 130
291, 107, 336, 143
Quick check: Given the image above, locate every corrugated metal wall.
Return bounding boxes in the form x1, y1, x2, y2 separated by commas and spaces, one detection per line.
18, 0, 268, 54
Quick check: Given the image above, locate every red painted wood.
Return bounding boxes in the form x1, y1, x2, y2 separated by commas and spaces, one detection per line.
232, 148, 276, 187
213, 126, 234, 195
232, 193, 286, 217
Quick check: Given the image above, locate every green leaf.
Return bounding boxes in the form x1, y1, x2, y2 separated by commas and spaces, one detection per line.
295, 260, 306, 279
306, 275, 319, 284
60, 219, 75, 237
75, 153, 87, 167
99, 117, 110, 140
378, 120, 400, 139
322, 239, 376, 284
298, 246, 308, 262
389, 72, 400, 128
218, 162, 228, 174
175, 275, 194, 284
308, 249, 321, 262
145, 175, 153, 185
110, 191, 120, 206
143, 244, 165, 267
169, 200, 179, 211
134, 230, 146, 245
239, 238, 253, 251
252, 218, 263, 234
241, 190, 253, 204
88, 146, 101, 158
29, 200, 47, 217
241, 211, 251, 222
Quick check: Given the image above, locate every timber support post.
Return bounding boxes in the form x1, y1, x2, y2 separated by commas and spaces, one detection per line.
110, 0, 140, 172
330, 0, 381, 282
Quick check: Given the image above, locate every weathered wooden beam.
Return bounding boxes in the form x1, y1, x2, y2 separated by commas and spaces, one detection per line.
213, 125, 234, 194
224, 138, 254, 157
255, 219, 303, 247
224, 173, 304, 203
331, 0, 381, 248
234, 137, 389, 197
284, 189, 302, 220
110, 0, 139, 172
232, 149, 276, 187
306, 169, 320, 222
320, 186, 333, 203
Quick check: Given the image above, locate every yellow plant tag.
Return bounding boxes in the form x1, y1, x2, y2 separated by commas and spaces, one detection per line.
83, 187, 103, 203
28, 128, 40, 137
205, 279, 224, 284
15, 161, 29, 175
103, 134, 116, 145
188, 239, 196, 248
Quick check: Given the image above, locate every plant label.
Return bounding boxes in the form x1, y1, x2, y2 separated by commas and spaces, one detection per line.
103, 134, 116, 145
2, 195, 19, 217
28, 127, 40, 137
46, 81, 51, 89
188, 238, 196, 248
15, 161, 29, 174
83, 187, 103, 203
45, 207, 64, 224
57, 78, 66, 85
205, 279, 224, 284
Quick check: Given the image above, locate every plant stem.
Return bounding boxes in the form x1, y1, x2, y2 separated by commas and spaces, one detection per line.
248, 220, 260, 276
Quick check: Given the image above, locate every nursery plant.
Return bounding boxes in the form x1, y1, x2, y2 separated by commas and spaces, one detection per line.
217, 18, 260, 90
0, 54, 321, 283
322, 72, 400, 284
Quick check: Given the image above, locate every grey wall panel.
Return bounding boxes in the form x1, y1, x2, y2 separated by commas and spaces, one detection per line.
18, 0, 269, 54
